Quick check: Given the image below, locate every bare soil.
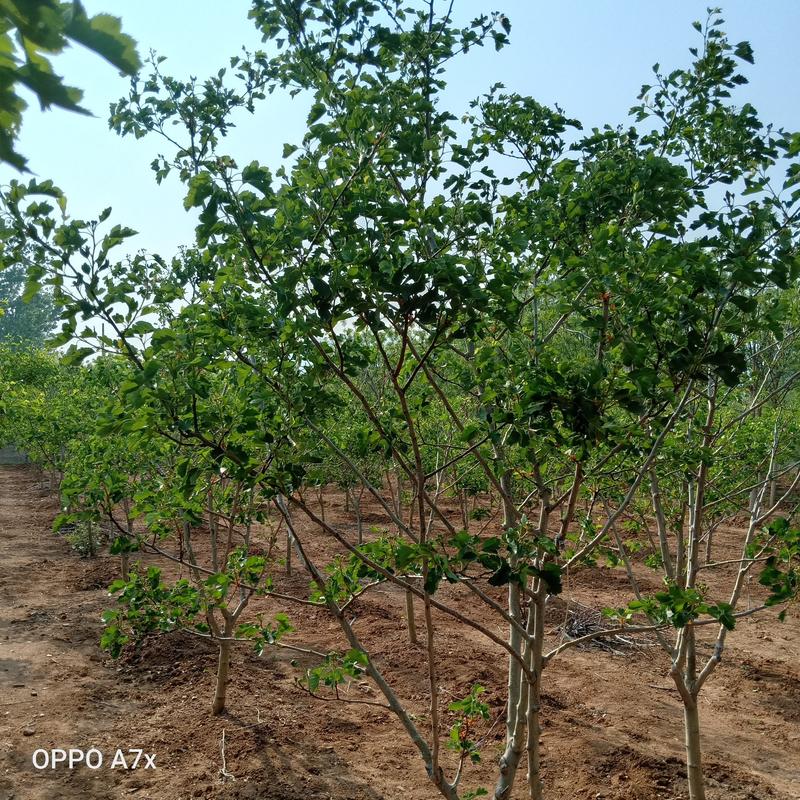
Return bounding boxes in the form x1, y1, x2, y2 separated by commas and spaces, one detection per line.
1, 465, 798, 800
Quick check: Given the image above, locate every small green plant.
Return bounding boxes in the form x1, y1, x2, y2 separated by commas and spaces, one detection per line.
63, 520, 99, 558
301, 649, 370, 695
447, 685, 490, 765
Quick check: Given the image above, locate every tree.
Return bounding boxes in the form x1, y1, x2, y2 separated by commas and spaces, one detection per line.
604, 330, 800, 800
93, 337, 329, 716
0, 341, 102, 483
0, 262, 58, 342
0, 0, 140, 170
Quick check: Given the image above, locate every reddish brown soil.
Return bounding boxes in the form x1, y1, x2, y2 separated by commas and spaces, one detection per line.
1, 464, 798, 800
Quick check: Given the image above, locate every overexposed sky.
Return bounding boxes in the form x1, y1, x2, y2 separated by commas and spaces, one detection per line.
3, 0, 799, 259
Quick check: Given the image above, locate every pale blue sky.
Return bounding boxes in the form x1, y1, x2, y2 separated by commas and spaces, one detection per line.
3, 1, 799, 258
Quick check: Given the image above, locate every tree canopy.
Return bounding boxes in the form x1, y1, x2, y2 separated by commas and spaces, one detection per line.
0, 0, 140, 170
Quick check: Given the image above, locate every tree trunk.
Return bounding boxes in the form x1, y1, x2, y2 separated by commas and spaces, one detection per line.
317, 484, 326, 522
355, 485, 364, 545
703, 528, 714, 565
405, 588, 417, 645
675, 495, 688, 578
526, 681, 543, 800
120, 513, 133, 580
208, 494, 219, 573
649, 468, 674, 579
683, 697, 706, 800
676, 621, 706, 800
212, 640, 232, 715
494, 591, 526, 800
495, 471, 525, 800
526, 594, 545, 800
276, 495, 298, 577
86, 521, 96, 557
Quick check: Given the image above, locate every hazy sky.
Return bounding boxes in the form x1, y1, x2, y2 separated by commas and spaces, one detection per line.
2, 1, 798, 258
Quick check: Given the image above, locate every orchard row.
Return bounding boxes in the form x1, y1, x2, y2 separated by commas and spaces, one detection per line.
1, 4, 799, 799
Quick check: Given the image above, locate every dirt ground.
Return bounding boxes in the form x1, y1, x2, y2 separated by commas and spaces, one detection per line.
1, 464, 798, 800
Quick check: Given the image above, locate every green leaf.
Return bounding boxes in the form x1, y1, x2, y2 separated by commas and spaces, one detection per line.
242, 161, 272, 194
308, 103, 325, 124
21, 278, 41, 303
459, 423, 481, 443
62, 346, 94, 365
184, 173, 214, 210
64, 6, 141, 75
535, 562, 563, 595
706, 602, 736, 631
488, 561, 512, 587
733, 41, 754, 64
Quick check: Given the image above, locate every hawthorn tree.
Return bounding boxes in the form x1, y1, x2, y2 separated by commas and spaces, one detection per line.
603, 331, 800, 799
56, 420, 167, 576
91, 307, 316, 716
0, 343, 113, 488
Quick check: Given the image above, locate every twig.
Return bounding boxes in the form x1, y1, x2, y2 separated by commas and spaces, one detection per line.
294, 677, 391, 710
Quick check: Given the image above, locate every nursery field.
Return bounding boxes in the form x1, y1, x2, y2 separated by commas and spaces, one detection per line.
2, 464, 798, 800
2, 3, 800, 800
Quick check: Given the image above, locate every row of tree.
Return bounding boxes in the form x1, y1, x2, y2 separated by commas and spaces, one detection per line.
2, 4, 800, 800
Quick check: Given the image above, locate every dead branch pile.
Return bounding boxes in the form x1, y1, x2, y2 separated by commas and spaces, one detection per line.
555, 602, 658, 655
